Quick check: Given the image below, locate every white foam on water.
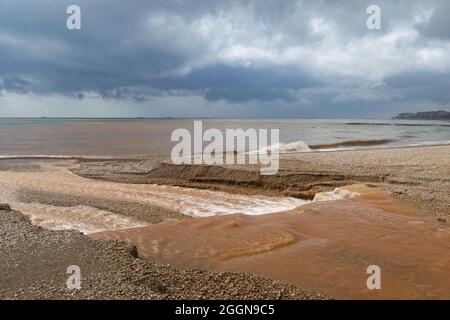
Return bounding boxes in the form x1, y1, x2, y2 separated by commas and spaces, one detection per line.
95, 184, 309, 217
179, 195, 308, 217
404, 140, 450, 147
249, 140, 312, 155
313, 188, 360, 202
310, 147, 357, 152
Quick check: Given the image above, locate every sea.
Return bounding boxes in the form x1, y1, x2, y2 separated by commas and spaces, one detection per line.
0, 118, 449, 157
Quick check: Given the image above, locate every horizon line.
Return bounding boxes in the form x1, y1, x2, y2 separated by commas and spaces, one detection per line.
0, 116, 392, 120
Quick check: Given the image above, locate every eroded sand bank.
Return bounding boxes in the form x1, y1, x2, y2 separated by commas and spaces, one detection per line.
92, 185, 450, 299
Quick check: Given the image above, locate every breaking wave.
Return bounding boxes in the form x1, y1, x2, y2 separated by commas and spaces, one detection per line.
250, 139, 394, 154
249, 141, 312, 154
250, 138, 450, 154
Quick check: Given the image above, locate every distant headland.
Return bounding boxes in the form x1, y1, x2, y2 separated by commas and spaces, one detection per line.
393, 110, 450, 120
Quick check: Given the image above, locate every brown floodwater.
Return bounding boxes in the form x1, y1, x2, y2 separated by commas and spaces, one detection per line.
1, 160, 449, 299
92, 185, 450, 299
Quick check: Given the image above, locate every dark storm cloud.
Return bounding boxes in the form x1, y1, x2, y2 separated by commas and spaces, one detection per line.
1, 75, 29, 93
151, 64, 321, 103
0, 0, 450, 116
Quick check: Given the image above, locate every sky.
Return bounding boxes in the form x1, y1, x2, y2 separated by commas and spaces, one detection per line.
1, 0, 450, 118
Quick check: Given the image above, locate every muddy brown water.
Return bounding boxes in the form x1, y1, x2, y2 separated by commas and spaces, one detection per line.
0, 161, 307, 233
92, 185, 450, 299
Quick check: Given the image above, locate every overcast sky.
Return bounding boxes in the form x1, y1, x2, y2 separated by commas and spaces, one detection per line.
1, 0, 450, 118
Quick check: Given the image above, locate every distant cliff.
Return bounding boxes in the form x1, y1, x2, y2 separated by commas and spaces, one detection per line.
393, 110, 450, 120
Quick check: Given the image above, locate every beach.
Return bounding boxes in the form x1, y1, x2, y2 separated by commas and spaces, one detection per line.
3, 0, 450, 306
1, 144, 449, 299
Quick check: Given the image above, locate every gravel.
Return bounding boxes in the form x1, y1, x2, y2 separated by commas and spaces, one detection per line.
0, 209, 328, 300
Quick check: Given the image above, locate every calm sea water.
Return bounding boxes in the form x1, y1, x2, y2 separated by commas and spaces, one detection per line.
0, 118, 449, 156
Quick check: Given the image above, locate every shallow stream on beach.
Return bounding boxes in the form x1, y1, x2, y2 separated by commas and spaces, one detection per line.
0, 161, 307, 234
93, 185, 450, 300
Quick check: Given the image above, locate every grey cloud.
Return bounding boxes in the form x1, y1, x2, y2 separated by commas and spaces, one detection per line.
385, 72, 450, 104
1, 75, 30, 93
0, 0, 449, 117
150, 64, 321, 103
417, 0, 450, 39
